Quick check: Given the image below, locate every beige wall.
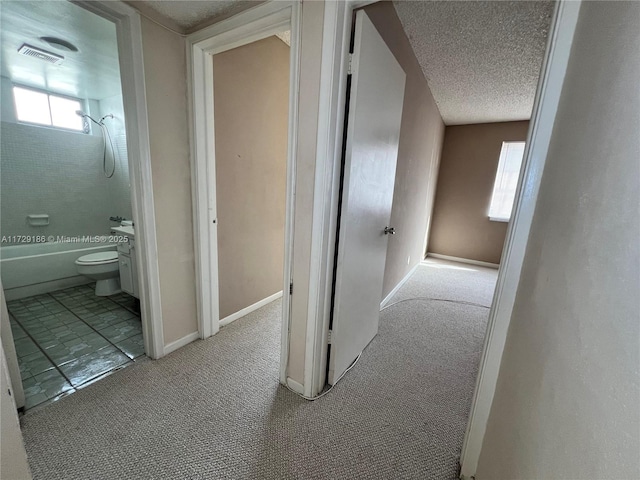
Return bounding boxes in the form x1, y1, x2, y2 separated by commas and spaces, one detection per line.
140, 18, 198, 346
476, 2, 640, 478
429, 121, 529, 265
213, 37, 289, 319
364, 1, 445, 300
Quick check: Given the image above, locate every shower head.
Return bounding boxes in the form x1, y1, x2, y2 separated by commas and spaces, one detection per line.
75, 110, 101, 125
76, 110, 113, 125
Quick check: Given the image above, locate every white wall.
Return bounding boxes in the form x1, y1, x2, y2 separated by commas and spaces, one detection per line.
476, 2, 640, 478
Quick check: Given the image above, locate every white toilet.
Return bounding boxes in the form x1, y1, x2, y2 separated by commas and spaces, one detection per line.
75, 251, 121, 296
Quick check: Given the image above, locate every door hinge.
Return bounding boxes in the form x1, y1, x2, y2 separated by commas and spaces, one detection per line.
289, 282, 293, 295
327, 329, 332, 344
347, 53, 353, 75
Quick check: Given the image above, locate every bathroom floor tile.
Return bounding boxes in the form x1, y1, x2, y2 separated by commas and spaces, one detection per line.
10, 320, 28, 340
59, 346, 130, 387
23, 370, 74, 409
18, 350, 55, 379
35, 370, 73, 397
24, 393, 49, 409
12, 289, 140, 409
84, 310, 137, 330
47, 333, 111, 366
115, 334, 145, 359
98, 318, 142, 344
14, 337, 41, 358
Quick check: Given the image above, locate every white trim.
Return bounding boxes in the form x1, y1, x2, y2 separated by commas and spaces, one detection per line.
219, 291, 283, 327
488, 216, 509, 223
280, 1, 301, 388
187, 2, 300, 386
75, 1, 165, 359
426, 253, 500, 270
303, 0, 348, 398
305, 0, 413, 398
163, 332, 200, 356
380, 263, 420, 309
304, 0, 394, 398
286, 377, 304, 394
459, 1, 583, 477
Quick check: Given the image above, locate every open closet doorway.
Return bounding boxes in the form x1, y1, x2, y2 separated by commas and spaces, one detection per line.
188, 3, 300, 382
213, 34, 290, 329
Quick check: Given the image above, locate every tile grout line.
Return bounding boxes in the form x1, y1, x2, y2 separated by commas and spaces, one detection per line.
104, 294, 140, 317
46, 292, 136, 364
9, 289, 142, 409
9, 307, 76, 390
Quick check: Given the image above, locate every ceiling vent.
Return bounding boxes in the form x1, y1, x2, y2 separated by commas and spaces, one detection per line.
18, 44, 64, 65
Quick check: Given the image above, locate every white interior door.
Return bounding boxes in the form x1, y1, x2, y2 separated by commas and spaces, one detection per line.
328, 10, 406, 384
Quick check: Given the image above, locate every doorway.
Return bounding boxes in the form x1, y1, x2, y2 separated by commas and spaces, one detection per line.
315, 2, 582, 478
213, 35, 290, 329
188, 3, 300, 381
0, 0, 162, 410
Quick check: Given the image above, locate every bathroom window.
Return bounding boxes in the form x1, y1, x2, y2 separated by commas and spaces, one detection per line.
488, 141, 526, 222
13, 85, 85, 132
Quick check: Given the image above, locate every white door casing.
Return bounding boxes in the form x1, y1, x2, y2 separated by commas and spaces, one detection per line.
187, 2, 301, 385
328, 10, 406, 385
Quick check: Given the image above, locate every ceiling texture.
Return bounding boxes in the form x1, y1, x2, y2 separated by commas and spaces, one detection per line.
130, 0, 261, 32
0, 0, 554, 125
393, 0, 555, 125
135, 0, 554, 125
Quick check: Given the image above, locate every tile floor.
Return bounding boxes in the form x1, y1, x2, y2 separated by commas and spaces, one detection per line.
7, 285, 144, 410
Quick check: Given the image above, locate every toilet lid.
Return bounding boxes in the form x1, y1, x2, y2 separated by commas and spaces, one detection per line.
76, 251, 118, 264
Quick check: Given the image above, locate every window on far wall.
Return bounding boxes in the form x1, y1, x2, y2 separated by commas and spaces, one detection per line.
13, 85, 85, 132
488, 141, 526, 222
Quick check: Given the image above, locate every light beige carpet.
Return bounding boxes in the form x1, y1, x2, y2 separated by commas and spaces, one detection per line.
20, 259, 497, 479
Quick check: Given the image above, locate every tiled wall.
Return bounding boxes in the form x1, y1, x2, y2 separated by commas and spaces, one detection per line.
98, 94, 132, 223
0, 77, 132, 247
1, 121, 114, 242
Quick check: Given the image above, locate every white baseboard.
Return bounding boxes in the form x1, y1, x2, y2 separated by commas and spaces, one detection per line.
426, 253, 500, 269
163, 331, 200, 356
380, 263, 420, 309
286, 377, 304, 394
219, 291, 283, 327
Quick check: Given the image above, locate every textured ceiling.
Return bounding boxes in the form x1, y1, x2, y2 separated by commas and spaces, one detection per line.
393, 1, 555, 125
276, 31, 291, 46
0, 1, 121, 100
132, 0, 553, 125
134, 0, 260, 30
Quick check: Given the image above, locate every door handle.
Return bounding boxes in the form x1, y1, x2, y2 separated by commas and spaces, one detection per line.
384, 226, 396, 235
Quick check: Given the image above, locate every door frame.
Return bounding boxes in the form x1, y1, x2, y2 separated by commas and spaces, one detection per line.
187, 1, 301, 383
73, 0, 165, 359
459, 1, 582, 476
313, 0, 583, 472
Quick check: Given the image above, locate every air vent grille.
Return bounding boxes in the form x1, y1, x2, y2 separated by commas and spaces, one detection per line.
18, 44, 64, 65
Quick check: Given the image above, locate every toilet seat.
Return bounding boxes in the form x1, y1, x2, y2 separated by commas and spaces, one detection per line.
75, 251, 119, 265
